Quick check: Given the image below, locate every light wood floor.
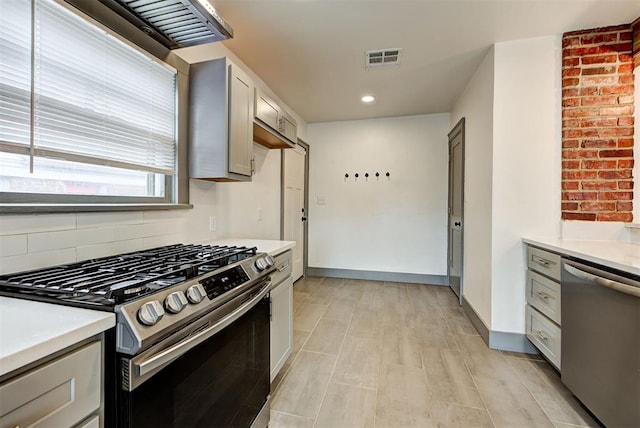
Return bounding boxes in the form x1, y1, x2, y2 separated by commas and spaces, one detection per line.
269, 276, 598, 428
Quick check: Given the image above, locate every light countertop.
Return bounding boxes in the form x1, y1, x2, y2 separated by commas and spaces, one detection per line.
211, 239, 295, 256
0, 297, 115, 378
523, 238, 640, 276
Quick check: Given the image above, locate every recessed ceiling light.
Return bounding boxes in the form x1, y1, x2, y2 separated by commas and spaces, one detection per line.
361, 95, 375, 103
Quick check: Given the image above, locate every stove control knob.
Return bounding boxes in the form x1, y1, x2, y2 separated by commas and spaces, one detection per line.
138, 301, 164, 326
255, 257, 268, 271
265, 255, 275, 267
165, 291, 188, 314
186, 284, 206, 304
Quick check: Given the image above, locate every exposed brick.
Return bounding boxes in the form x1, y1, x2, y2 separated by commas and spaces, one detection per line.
618, 159, 634, 168
597, 127, 634, 137
619, 74, 634, 84
563, 170, 599, 180
618, 181, 634, 190
600, 84, 634, 95
581, 201, 616, 211
599, 106, 634, 116
581, 95, 617, 106
580, 87, 599, 96
562, 181, 580, 190
618, 63, 634, 74
580, 54, 617, 64
599, 170, 632, 179
596, 212, 633, 221
581, 139, 617, 148
563, 68, 581, 77
563, 149, 598, 159
581, 160, 617, 169
599, 191, 633, 200
581, 180, 618, 190
582, 75, 616, 85
581, 66, 617, 75
564, 129, 599, 138
563, 57, 580, 67
618, 138, 634, 147
617, 201, 633, 211
618, 94, 634, 104
618, 116, 634, 126
563, 77, 580, 86
562, 202, 579, 210
599, 149, 634, 158
563, 107, 599, 117
563, 98, 580, 107
563, 139, 580, 148
562, 212, 597, 221
563, 119, 580, 128
619, 31, 633, 40
562, 160, 580, 169
580, 118, 618, 127
563, 191, 598, 201
563, 88, 580, 97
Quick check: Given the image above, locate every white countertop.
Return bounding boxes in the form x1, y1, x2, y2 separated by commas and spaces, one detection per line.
211, 239, 295, 256
523, 238, 640, 276
0, 297, 115, 377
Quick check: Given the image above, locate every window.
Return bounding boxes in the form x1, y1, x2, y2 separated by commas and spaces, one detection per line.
0, 0, 178, 206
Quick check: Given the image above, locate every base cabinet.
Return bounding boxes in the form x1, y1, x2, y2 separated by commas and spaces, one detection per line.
270, 250, 293, 381
0, 341, 102, 428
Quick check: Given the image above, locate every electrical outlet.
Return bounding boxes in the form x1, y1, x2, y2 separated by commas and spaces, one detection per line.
316, 195, 326, 205
257, 208, 263, 221
209, 216, 217, 231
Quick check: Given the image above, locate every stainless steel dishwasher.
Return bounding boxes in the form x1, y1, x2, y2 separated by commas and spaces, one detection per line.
561, 258, 640, 428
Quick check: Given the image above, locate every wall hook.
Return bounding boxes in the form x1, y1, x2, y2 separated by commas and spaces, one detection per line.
386, 172, 390, 177
375, 172, 380, 179
365, 173, 369, 181
355, 173, 359, 178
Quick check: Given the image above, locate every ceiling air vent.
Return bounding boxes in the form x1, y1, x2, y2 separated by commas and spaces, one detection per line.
365, 48, 403, 70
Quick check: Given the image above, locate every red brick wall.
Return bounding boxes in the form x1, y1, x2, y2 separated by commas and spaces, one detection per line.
562, 25, 635, 222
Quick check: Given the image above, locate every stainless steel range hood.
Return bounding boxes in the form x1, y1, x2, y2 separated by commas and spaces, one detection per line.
75, 0, 233, 49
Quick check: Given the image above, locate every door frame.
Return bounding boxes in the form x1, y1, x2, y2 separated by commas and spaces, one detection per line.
280, 139, 310, 278
447, 118, 465, 305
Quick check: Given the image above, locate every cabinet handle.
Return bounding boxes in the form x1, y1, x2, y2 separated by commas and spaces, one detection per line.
533, 330, 548, 341
278, 117, 285, 133
532, 255, 554, 268
534, 291, 551, 300
277, 262, 290, 272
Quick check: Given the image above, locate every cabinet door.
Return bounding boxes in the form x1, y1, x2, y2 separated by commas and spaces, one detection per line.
255, 89, 279, 131
0, 342, 101, 428
228, 64, 253, 177
280, 112, 297, 143
270, 277, 293, 381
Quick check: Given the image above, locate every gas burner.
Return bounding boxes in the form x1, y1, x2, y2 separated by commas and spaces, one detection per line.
0, 244, 258, 307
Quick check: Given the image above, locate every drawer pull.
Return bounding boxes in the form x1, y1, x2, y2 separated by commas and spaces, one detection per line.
532, 255, 555, 268
277, 262, 290, 272
533, 330, 548, 342
534, 291, 551, 300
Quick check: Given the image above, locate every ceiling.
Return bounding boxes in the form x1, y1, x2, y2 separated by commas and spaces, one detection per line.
201, 0, 639, 124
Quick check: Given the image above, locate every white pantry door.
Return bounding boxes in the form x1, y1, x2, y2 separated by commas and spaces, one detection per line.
283, 144, 306, 281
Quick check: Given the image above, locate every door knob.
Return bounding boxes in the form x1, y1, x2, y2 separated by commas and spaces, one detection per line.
301, 217, 307, 222
454, 221, 461, 227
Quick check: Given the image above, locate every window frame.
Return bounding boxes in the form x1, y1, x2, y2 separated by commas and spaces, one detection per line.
0, 0, 191, 213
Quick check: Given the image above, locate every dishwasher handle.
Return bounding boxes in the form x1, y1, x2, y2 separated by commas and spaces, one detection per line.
563, 262, 640, 298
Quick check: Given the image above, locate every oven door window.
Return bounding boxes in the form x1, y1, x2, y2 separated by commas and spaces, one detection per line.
119, 296, 270, 427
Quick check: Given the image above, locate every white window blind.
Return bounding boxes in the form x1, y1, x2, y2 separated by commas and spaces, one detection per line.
0, 0, 178, 201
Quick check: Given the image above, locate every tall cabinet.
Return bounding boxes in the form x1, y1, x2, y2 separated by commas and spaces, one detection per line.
189, 57, 254, 181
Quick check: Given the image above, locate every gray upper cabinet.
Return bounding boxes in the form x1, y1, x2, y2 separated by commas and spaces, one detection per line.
189, 57, 254, 181
253, 88, 297, 149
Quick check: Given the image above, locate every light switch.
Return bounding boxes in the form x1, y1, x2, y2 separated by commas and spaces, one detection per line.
209, 216, 217, 231
316, 195, 326, 205
257, 207, 263, 221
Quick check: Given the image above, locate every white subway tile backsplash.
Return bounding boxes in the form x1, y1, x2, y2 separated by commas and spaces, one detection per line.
28, 227, 114, 253
143, 210, 188, 223
77, 239, 144, 260
0, 235, 28, 257
76, 211, 143, 229
143, 234, 184, 248
0, 248, 77, 274
0, 214, 76, 236
113, 220, 186, 240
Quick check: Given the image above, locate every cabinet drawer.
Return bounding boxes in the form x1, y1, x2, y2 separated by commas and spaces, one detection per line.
527, 245, 561, 281
526, 305, 561, 370
271, 250, 292, 286
0, 341, 101, 428
526, 270, 561, 325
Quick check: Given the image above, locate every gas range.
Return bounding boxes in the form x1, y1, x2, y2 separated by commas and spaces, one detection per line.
0, 243, 276, 354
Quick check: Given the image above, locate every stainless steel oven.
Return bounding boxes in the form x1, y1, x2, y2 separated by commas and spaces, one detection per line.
0, 244, 276, 428
117, 278, 271, 427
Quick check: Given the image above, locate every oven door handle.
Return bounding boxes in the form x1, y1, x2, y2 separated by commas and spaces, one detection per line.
563, 262, 640, 298
135, 281, 271, 377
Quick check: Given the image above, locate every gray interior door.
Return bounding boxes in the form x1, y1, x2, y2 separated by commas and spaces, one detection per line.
448, 119, 465, 304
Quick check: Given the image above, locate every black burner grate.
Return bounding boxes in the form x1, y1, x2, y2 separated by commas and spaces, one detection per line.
0, 244, 257, 307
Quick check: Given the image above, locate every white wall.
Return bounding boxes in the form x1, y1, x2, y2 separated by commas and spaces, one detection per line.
450, 47, 495, 329
307, 113, 450, 276
491, 36, 562, 333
